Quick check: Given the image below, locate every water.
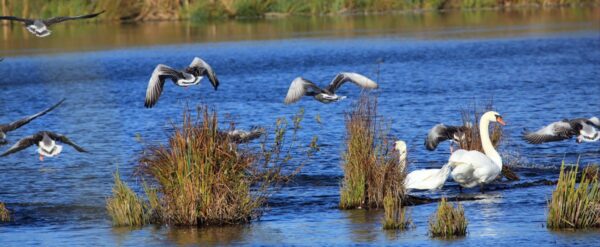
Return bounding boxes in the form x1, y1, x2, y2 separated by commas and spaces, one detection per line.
1, 8, 600, 246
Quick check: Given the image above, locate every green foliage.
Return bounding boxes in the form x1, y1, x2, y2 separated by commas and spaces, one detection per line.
382, 192, 411, 230
106, 171, 149, 227
429, 198, 468, 238
0, 202, 9, 222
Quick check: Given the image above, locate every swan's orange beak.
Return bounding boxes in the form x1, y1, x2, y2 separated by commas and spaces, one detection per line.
496, 116, 506, 126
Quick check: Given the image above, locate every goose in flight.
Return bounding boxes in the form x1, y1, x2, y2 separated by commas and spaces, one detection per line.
522, 117, 600, 144
396, 140, 452, 191
1, 131, 87, 161
284, 72, 378, 104
222, 126, 266, 143
0, 11, 105, 37
0, 99, 65, 145
425, 123, 472, 152
145, 57, 219, 108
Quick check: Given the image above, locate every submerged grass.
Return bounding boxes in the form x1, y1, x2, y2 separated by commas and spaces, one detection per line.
106, 171, 149, 227
429, 198, 468, 238
547, 162, 600, 229
0, 202, 9, 222
340, 94, 405, 210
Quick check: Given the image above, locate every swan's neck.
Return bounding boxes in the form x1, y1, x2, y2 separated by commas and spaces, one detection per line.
398, 149, 407, 172
480, 118, 502, 168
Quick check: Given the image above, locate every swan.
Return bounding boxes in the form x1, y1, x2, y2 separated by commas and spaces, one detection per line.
522, 117, 599, 144
1, 131, 87, 161
0, 11, 104, 37
425, 122, 472, 153
284, 72, 378, 104
0, 98, 65, 145
448, 111, 506, 192
395, 141, 452, 191
145, 57, 219, 108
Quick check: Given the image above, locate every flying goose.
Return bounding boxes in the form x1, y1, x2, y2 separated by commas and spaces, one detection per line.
1, 131, 87, 161
284, 72, 378, 104
0, 98, 65, 145
0, 11, 105, 37
425, 123, 472, 152
222, 126, 266, 143
145, 57, 219, 108
522, 117, 600, 144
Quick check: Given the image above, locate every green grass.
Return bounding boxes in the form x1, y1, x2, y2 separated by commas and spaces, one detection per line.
106, 171, 149, 227
547, 162, 600, 229
429, 197, 468, 238
340, 94, 405, 210
0, 202, 9, 222
382, 191, 411, 230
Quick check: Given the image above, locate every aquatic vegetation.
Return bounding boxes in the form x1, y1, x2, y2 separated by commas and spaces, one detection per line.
0, 202, 9, 222
429, 198, 468, 238
382, 191, 411, 230
340, 94, 405, 209
547, 163, 600, 229
106, 171, 149, 227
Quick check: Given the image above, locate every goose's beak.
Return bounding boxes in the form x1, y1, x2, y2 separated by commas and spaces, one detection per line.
39, 154, 44, 162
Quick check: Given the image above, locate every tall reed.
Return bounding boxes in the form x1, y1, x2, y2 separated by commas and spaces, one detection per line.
547, 162, 600, 229
429, 197, 468, 238
0, 202, 9, 222
106, 171, 149, 227
340, 94, 405, 210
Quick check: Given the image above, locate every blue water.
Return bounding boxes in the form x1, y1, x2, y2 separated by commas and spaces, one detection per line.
1, 20, 600, 246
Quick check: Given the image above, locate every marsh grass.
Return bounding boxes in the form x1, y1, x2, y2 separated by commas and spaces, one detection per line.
106, 171, 149, 227
429, 198, 468, 238
547, 162, 600, 229
382, 191, 411, 230
0, 202, 9, 222
340, 94, 405, 210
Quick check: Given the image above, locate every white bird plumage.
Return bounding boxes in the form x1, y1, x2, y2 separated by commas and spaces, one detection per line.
395, 140, 452, 191
284, 72, 378, 104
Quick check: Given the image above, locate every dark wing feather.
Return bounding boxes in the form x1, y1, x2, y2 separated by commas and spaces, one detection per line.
43, 11, 105, 26
46, 132, 87, 152
522, 120, 578, 144
0, 16, 32, 24
325, 72, 378, 93
284, 77, 323, 104
188, 57, 219, 90
0, 98, 65, 133
227, 127, 266, 143
0, 133, 43, 157
425, 124, 467, 151
144, 64, 183, 108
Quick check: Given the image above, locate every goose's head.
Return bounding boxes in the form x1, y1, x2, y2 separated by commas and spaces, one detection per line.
482, 111, 506, 126
0, 131, 6, 144
37, 134, 63, 161
394, 140, 407, 161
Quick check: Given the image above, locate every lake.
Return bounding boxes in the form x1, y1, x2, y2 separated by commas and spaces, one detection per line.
0, 7, 599, 246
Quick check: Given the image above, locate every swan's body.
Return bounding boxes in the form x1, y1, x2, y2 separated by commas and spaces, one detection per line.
449, 111, 505, 190
284, 72, 378, 104
395, 141, 451, 191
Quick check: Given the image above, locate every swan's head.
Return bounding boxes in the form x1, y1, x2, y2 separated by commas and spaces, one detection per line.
482, 111, 506, 126
394, 140, 407, 160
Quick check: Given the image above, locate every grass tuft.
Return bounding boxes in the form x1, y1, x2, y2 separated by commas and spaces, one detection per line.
340, 94, 405, 210
547, 162, 600, 229
0, 202, 9, 222
429, 197, 468, 238
106, 171, 149, 227
382, 191, 411, 230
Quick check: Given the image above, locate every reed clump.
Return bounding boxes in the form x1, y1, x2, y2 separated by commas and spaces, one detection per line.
106, 171, 149, 227
340, 94, 405, 210
547, 163, 600, 230
0, 202, 9, 222
429, 198, 468, 238
382, 191, 411, 230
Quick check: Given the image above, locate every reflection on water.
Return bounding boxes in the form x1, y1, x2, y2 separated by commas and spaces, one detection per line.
166, 225, 248, 246
1, 8, 599, 56
343, 209, 381, 243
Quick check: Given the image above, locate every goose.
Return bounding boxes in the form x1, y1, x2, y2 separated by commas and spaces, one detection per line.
1, 131, 87, 161
145, 57, 219, 108
0, 11, 104, 37
425, 122, 472, 153
284, 72, 378, 104
0, 99, 65, 145
522, 117, 600, 144
222, 126, 266, 143
448, 111, 506, 192
396, 141, 452, 191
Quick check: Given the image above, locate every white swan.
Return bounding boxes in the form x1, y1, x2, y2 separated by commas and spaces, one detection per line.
449, 111, 505, 191
395, 141, 452, 191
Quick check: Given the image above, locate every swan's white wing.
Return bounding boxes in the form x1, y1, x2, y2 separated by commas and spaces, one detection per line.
144, 64, 181, 108
188, 57, 219, 90
522, 121, 575, 144
326, 72, 378, 93
405, 169, 440, 190
284, 77, 322, 104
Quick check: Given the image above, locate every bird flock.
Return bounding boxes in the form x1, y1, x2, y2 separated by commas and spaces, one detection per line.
1, 11, 598, 194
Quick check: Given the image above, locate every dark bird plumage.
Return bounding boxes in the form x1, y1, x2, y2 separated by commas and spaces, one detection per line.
522, 117, 600, 144
1, 131, 87, 158
425, 123, 471, 151
284, 72, 378, 104
0, 11, 104, 37
0, 98, 65, 145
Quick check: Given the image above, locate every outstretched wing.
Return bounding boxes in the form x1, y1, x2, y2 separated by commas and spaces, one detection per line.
144, 64, 183, 108
0, 16, 32, 24
0, 133, 43, 157
226, 127, 266, 143
325, 72, 378, 93
43, 11, 105, 26
46, 132, 87, 152
188, 57, 219, 90
522, 121, 578, 144
284, 77, 322, 104
0, 98, 65, 133
425, 124, 467, 151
